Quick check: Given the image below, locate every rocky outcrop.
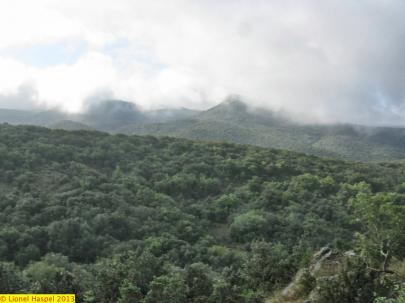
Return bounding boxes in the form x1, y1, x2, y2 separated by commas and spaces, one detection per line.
280, 246, 344, 302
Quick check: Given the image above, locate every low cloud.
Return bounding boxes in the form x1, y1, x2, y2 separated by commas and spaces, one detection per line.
0, 0, 404, 125
0, 84, 40, 110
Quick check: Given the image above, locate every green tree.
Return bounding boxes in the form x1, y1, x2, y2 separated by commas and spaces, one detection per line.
245, 241, 295, 291
230, 211, 278, 242
0, 262, 26, 293
144, 274, 187, 303
117, 280, 143, 303
350, 190, 405, 272
316, 256, 387, 303
185, 263, 214, 302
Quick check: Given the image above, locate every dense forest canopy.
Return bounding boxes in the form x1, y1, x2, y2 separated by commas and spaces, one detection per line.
0, 124, 404, 302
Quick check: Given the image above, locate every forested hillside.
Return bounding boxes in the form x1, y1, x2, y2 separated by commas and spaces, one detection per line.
0, 124, 404, 302
121, 99, 405, 162
3, 98, 405, 162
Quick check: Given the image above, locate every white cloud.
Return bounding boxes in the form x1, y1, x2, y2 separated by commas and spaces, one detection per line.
0, 0, 404, 124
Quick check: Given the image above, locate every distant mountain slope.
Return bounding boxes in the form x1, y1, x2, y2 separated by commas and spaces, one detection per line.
0, 108, 33, 124
0, 108, 72, 126
0, 100, 200, 132
2, 98, 405, 162
144, 107, 200, 123
0, 108, 40, 124
49, 120, 93, 131
81, 100, 145, 131
121, 98, 405, 162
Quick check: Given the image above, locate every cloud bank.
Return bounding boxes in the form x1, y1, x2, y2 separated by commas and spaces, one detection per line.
0, 0, 404, 125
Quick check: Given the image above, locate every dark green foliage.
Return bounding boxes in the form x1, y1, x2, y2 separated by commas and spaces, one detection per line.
144, 274, 188, 303
315, 257, 389, 303
0, 124, 403, 301
185, 263, 214, 302
0, 262, 26, 293
245, 242, 296, 291
375, 284, 405, 303
117, 280, 143, 303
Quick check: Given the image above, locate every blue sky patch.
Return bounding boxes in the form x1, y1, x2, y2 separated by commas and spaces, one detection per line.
1, 41, 88, 67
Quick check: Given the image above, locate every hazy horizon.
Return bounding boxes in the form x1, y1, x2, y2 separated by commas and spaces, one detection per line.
2, 95, 405, 128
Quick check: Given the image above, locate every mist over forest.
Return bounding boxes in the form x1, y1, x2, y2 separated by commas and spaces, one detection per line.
0, 1, 405, 303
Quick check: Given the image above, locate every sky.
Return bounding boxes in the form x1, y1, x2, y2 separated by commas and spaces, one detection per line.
0, 0, 404, 125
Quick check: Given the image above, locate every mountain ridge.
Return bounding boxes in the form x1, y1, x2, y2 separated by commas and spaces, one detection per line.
2, 98, 405, 162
